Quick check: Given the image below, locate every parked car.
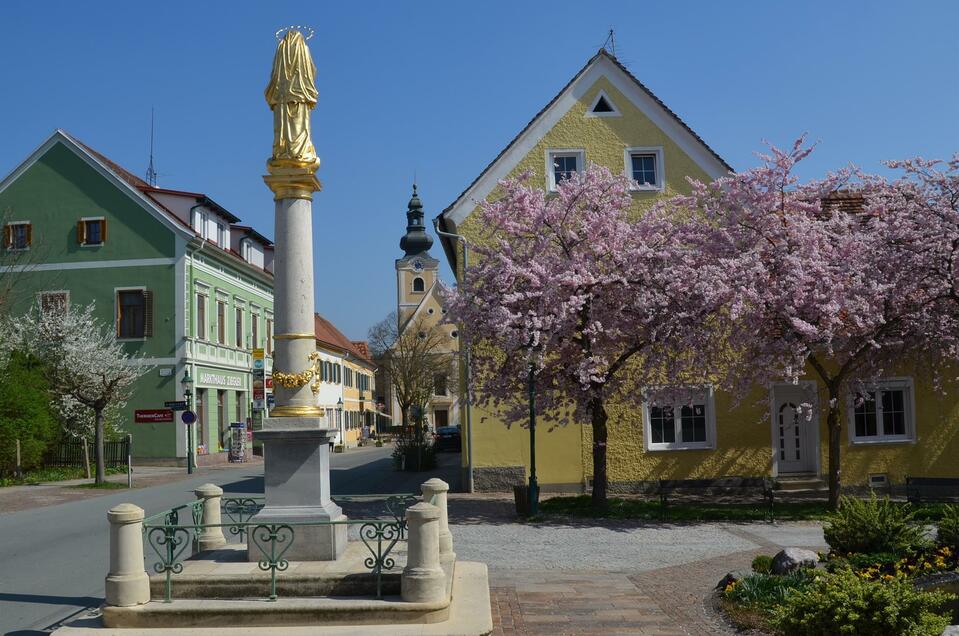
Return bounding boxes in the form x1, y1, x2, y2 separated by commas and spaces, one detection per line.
433, 426, 461, 452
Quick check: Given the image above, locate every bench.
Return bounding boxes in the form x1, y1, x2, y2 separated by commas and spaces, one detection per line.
905, 477, 959, 504
658, 477, 775, 521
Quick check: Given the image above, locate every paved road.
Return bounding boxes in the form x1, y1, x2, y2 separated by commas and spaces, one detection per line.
0, 446, 461, 635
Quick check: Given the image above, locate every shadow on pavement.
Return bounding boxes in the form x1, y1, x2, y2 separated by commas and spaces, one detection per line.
219, 449, 462, 497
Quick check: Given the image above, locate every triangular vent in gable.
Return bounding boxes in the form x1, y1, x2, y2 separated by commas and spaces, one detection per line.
586, 90, 620, 117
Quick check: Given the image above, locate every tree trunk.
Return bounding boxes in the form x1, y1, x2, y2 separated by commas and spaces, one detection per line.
590, 397, 609, 509
94, 408, 106, 485
826, 386, 842, 511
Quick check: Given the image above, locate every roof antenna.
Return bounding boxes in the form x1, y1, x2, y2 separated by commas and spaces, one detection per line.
603, 28, 616, 57
146, 108, 158, 187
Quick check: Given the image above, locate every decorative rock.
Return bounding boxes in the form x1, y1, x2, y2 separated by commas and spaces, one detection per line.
716, 569, 752, 590
771, 547, 819, 574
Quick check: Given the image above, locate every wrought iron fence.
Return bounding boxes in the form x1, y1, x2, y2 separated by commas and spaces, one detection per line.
142, 494, 417, 603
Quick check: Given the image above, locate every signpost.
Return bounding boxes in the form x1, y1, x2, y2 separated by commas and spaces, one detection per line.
252, 348, 266, 412
164, 401, 189, 411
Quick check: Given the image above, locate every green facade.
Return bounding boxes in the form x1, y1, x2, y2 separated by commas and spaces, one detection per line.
0, 133, 273, 463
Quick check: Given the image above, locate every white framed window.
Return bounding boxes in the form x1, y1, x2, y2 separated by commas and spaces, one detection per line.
642, 386, 716, 451
585, 90, 620, 118
216, 222, 226, 247
4, 221, 32, 250
624, 147, 665, 191
847, 377, 915, 444
546, 149, 585, 191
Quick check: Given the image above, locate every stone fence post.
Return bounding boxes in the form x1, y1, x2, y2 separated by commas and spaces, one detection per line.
195, 483, 227, 551
401, 502, 446, 603
104, 503, 150, 607
421, 478, 454, 562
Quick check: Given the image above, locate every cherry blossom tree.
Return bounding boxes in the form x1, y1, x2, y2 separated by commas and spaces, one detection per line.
446, 165, 729, 508
5, 303, 150, 484
667, 137, 959, 509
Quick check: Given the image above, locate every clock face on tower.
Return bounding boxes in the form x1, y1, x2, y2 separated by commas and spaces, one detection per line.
412, 259, 424, 272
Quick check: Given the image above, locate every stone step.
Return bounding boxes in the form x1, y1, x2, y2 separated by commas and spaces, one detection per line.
776, 478, 827, 492
54, 562, 492, 635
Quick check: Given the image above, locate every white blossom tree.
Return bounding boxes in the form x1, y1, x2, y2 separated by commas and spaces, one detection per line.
6, 303, 150, 483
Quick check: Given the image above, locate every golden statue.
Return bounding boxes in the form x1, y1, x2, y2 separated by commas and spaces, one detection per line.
265, 28, 318, 166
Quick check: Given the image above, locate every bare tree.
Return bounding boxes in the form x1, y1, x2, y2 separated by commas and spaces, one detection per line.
368, 311, 457, 433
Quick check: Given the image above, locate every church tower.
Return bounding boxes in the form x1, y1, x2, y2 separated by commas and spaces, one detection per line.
396, 185, 439, 327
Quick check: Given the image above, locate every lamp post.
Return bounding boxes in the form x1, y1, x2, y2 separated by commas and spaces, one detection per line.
527, 353, 539, 516
181, 370, 195, 475
336, 397, 344, 451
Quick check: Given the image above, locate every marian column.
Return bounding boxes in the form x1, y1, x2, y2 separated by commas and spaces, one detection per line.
248, 27, 346, 562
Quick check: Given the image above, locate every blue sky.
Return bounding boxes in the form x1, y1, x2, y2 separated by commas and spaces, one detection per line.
2, 1, 957, 339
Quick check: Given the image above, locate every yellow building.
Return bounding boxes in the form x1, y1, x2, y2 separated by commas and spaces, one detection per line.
312, 313, 377, 448
434, 49, 959, 493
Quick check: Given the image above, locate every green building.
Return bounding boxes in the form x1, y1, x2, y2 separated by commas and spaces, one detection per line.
0, 130, 275, 465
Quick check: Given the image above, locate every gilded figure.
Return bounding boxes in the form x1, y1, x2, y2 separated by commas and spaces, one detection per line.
265, 29, 318, 165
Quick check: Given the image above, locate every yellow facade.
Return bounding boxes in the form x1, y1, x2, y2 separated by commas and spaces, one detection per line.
342, 357, 376, 446
439, 51, 959, 492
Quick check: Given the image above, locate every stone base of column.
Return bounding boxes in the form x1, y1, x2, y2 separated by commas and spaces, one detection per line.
246, 503, 347, 562
250, 420, 346, 562
105, 572, 150, 608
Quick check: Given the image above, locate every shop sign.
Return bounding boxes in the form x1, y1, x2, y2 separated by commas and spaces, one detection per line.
198, 371, 243, 388
135, 409, 174, 423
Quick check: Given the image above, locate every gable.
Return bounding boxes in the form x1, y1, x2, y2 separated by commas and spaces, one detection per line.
436, 51, 732, 267
0, 140, 176, 262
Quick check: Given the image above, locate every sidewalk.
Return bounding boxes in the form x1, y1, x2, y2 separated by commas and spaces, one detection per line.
445, 496, 827, 635
0, 460, 262, 515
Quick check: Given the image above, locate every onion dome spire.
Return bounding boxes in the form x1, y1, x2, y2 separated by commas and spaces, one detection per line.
399, 183, 434, 257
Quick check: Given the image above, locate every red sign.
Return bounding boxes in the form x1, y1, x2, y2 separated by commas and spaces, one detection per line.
265, 377, 273, 389
253, 388, 265, 400
135, 409, 174, 423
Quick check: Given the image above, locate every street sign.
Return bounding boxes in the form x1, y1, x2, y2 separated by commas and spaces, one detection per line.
267, 394, 275, 408
135, 409, 173, 423
181, 410, 197, 425
253, 358, 264, 370
252, 348, 265, 361
164, 401, 188, 411
252, 399, 265, 410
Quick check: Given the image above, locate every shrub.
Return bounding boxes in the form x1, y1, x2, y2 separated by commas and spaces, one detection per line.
938, 505, 959, 551
772, 568, 954, 636
0, 352, 60, 478
751, 554, 774, 574
823, 493, 926, 554
724, 571, 812, 607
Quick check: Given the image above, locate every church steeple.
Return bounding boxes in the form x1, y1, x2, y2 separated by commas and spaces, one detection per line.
399, 184, 434, 257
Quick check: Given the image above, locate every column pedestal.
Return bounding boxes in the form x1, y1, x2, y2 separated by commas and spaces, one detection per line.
248, 419, 346, 562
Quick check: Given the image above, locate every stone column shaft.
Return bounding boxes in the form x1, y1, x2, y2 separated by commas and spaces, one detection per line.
104, 503, 150, 607
401, 502, 446, 603
195, 483, 227, 552
421, 478, 454, 559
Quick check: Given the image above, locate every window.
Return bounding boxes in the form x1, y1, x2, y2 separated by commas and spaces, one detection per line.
547, 150, 584, 190
216, 300, 226, 344
251, 313, 259, 349
196, 292, 207, 340
412, 277, 425, 292
625, 147, 664, 191
216, 223, 226, 246
643, 387, 716, 451
38, 291, 69, 316
235, 307, 244, 348
848, 378, 914, 444
585, 90, 620, 117
434, 374, 448, 396
117, 289, 153, 339
3, 222, 31, 250
266, 318, 273, 355
78, 218, 106, 246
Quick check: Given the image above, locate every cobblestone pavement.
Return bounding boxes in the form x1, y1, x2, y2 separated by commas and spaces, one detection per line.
448, 496, 826, 635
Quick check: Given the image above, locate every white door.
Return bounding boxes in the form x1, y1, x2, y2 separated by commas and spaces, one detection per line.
772, 385, 818, 474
